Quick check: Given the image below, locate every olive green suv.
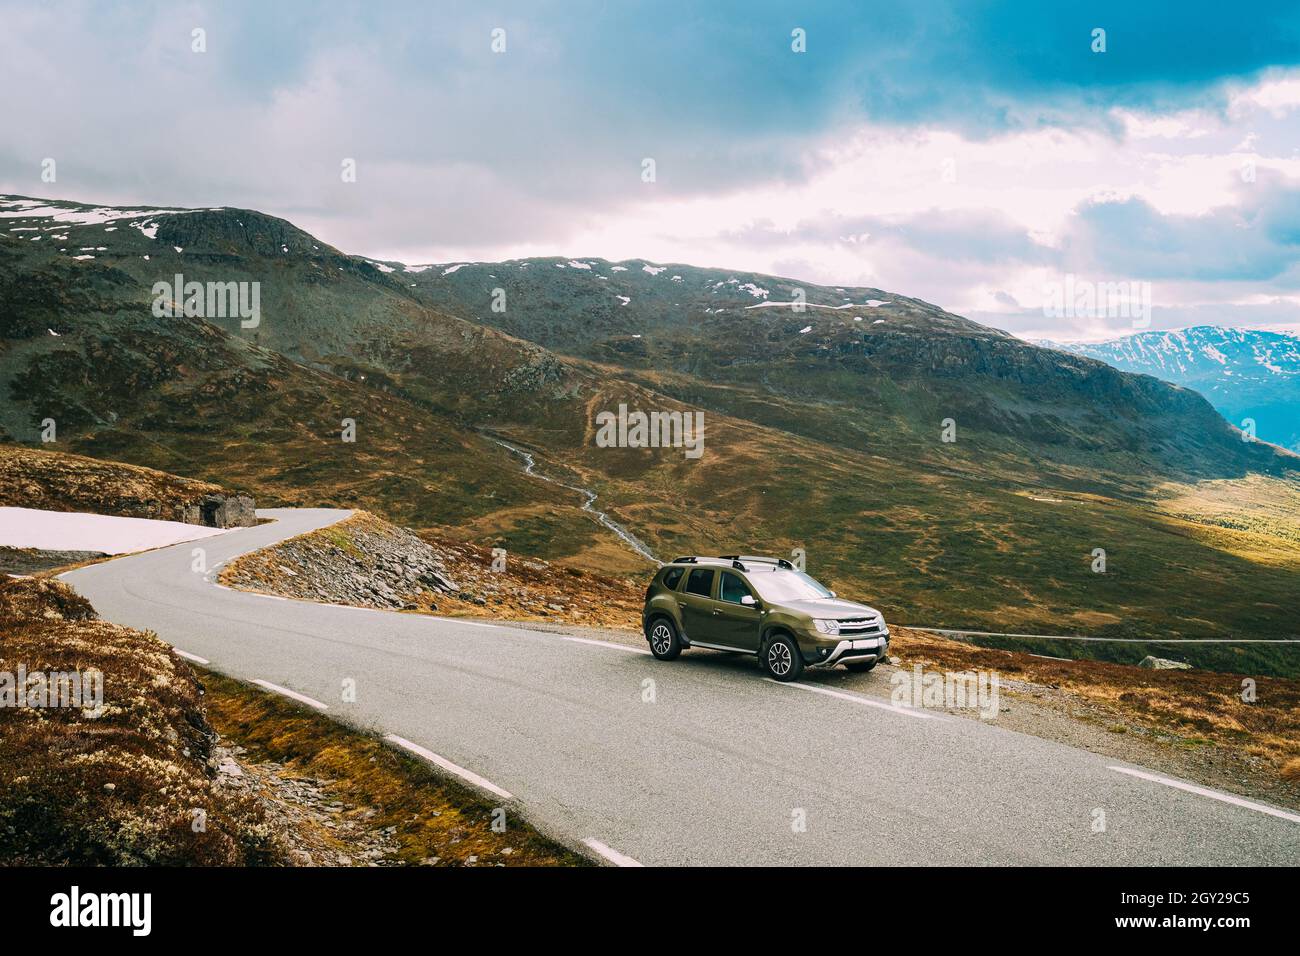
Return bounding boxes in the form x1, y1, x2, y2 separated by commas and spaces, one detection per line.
641, 555, 890, 681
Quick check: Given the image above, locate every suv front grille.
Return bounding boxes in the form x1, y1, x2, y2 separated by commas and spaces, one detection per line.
837, 617, 882, 634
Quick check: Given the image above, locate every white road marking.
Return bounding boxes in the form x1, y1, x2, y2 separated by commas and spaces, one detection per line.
429, 616, 501, 629
563, 636, 652, 655
1108, 766, 1300, 824
765, 678, 946, 721
905, 626, 1300, 644
385, 734, 514, 800
173, 649, 209, 664
583, 838, 644, 867
251, 679, 329, 711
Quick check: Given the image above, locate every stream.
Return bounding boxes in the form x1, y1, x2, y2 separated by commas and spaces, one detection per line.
488, 438, 660, 565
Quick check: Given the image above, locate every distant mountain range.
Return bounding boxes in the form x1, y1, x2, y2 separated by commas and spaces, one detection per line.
1039, 327, 1300, 451
3, 193, 1300, 674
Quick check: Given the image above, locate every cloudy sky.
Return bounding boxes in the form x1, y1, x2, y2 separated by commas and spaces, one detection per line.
3, 0, 1300, 340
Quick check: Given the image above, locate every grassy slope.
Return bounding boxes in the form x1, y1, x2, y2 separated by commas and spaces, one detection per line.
0, 443, 229, 515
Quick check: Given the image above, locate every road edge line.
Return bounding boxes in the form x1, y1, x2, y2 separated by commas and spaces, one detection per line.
764, 678, 946, 721
384, 733, 514, 800
563, 636, 652, 655
1108, 766, 1300, 824
583, 838, 644, 867
251, 679, 329, 711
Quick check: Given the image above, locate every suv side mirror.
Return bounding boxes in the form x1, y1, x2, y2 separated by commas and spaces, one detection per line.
740, 595, 757, 606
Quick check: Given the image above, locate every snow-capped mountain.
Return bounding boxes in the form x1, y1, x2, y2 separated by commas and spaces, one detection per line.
1040, 327, 1300, 451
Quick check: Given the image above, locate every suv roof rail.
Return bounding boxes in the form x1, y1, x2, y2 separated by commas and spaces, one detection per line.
671, 556, 698, 564
718, 554, 796, 570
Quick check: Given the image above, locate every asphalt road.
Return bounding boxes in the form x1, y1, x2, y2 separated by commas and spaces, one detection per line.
63, 509, 1300, 866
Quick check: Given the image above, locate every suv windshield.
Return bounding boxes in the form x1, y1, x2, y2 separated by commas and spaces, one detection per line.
746, 568, 834, 603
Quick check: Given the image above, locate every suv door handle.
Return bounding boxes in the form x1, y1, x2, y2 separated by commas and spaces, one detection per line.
711, 608, 721, 615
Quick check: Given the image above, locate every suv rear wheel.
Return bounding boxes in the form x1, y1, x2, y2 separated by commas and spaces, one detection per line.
647, 617, 682, 660
763, 633, 804, 682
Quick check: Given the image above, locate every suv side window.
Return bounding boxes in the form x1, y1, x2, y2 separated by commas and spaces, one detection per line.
684, 568, 715, 597
719, 572, 752, 605
661, 566, 685, 590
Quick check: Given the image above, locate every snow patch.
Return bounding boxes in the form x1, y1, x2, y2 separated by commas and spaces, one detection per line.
0, 507, 227, 555
0, 198, 216, 228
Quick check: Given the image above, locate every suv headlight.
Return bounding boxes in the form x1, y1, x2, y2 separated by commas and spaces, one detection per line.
812, 619, 840, 635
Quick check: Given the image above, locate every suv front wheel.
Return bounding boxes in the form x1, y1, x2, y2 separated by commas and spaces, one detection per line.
647, 617, 682, 660
763, 633, 804, 682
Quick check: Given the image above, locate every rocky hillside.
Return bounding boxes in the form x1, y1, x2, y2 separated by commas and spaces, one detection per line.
220, 511, 642, 628
221, 512, 460, 610
1044, 327, 1300, 451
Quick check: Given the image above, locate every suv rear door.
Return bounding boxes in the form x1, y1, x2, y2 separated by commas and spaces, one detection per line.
678, 567, 718, 643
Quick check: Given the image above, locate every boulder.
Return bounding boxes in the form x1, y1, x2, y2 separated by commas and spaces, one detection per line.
1138, 655, 1192, 670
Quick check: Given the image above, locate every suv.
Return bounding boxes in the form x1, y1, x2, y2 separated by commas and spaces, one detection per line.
642, 555, 890, 681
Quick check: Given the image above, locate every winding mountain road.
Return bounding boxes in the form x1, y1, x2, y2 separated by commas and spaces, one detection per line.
63, 509, 1300, 866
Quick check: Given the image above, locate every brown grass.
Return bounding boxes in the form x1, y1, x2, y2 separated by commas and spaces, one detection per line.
891, 626, 1300, 781
0, 577, 284, 865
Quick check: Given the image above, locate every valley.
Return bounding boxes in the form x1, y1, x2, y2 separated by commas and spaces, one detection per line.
3, 195, 1299, 676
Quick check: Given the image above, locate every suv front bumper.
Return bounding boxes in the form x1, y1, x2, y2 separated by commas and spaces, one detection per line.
815, 633, 889, 667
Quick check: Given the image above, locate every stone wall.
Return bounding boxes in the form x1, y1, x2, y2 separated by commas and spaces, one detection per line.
176, 495, 257, 528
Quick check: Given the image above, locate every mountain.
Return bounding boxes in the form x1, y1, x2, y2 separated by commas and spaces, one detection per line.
4, 194, 1300, 675
1042, 327, 1300, 451
400, 257, 1293, 482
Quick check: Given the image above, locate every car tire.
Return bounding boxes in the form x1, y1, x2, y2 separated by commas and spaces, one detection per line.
647, 617, 682, 660
843, 659, 878, 673
763, 632, 804, 682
